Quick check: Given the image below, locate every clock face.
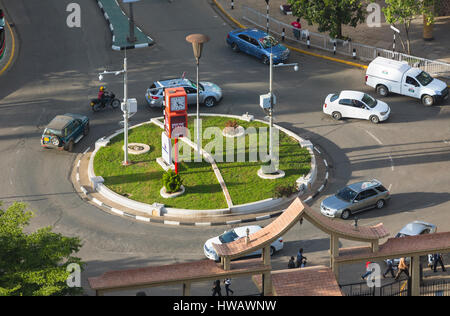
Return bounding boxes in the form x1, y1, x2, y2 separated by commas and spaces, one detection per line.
171, 96, 186, 111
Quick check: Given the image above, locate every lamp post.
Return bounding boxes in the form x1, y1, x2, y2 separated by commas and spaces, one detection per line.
99, 57, 130, 166
267, 53, 298, 173
265, 0, 270, 34
390, 25, 400, 53
186, 34, 210, 158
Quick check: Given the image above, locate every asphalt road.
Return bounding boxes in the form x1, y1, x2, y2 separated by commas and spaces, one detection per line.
0, 0, 449, 295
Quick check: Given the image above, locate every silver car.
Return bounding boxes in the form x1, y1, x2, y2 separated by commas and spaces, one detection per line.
320, 179, 390, 219
145, 77, 222, 108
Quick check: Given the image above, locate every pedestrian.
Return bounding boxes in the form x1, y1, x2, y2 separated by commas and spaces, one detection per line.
361, 261, 373, 280
383, 259, 395, 278
433, 253, 447, 273
296, 248, 306, 268
212, 279, 222, 296
288, 256, 296, 269
291, 18, 301, 40
395, 257, 409, 280
224, 278, 234, 296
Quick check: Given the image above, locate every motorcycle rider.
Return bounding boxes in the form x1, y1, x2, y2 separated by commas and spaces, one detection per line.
98, 86, 107, 106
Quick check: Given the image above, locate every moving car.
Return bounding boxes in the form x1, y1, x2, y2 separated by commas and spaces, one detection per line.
365, 57, 448, 106
226, 28, 290, 64
323, 90, 390, 124
41, 113, 89, 152
320, 179, 390, 219
145, 76, 222, 108
204, 225, 284, 261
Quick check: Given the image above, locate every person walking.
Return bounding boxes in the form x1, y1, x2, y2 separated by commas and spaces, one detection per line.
212, 279, 222, 296
395, 257, 409, 280
224, 278, 234, 296
291, 18, 301, 40
296, 248, 306, 268
288, 256, 296, 269
383, 259, 396, 278
361, 261, 373, 280
433, 253, 447, 273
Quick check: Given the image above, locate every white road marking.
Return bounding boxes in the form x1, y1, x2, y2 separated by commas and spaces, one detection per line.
365, 130, 383, 145
323, 159, 328, 167
314, 147, 321, 154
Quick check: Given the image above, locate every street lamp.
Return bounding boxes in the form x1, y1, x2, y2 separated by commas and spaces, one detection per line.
266, 53, 298, 174
186, 33, 210, 158
98, 57, 130, 166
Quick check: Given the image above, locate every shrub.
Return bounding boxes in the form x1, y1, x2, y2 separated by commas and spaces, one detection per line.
274, 184, 297, 198
162, 170, 183, 193
225, 120, 239, 129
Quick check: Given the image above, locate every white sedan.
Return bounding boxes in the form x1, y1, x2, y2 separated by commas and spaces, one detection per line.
203, 225, 284, 261
323, 90, 391, 124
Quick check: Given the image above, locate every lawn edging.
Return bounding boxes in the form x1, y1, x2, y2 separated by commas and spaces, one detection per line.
87, 113, 317, 218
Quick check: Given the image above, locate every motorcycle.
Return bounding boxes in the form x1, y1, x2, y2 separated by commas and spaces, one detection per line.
90, 91, 121, 112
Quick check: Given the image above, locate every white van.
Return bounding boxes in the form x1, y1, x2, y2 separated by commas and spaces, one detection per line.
365, 57, 448, 106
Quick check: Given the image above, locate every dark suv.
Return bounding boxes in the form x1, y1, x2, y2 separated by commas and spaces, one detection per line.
41, 113, 89, 152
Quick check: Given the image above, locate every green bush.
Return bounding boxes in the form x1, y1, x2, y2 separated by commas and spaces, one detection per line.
274, 184, 297, 198
162, 170, 183, 193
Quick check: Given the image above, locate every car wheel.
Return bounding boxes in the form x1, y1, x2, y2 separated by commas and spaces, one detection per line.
204, 97, 216, 108
332, 111, 342, 120
111, 99, 121, 109
422, 95, 434, 106
65, 140, 74, 152
370, 115, 380, 124
231, 43, 239, 52
341, 209, 351, 220
92, 103, 101, 112
376, 85, 388, 97
262, 55, 270, 65
83, 123, 89, 136
270, 246, 276, 256
51, 137, 60, 147
376, 199, 385, 209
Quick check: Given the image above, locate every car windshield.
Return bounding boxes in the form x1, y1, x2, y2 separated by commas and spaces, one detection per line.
259, 35, 278, 49
186, 79, 204, 92
336, 187, 358, 202
362, 94, 377, 108
43, 128, 62, 136
415, 71, 433, 86
395, 233, 408, 238
219, 230, 239, 243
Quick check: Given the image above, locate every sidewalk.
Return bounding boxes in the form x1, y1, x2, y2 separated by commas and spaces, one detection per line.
215, 0, 450, 63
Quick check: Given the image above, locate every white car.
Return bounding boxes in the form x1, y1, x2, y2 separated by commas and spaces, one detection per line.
203, 225, 284, 261
323, 90, 391, 124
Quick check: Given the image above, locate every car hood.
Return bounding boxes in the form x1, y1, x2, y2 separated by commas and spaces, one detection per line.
201, 81, 221, 94
425, 78, 447, 91
322, 195, 350, 211
373, 100, 390, 113
264, 44, 288, 55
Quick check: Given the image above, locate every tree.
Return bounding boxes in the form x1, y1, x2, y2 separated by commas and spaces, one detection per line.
0, 202, 84, 296
288, 0, 367, 39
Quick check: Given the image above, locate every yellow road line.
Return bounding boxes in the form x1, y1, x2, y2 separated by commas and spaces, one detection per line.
0, 19, 16, 76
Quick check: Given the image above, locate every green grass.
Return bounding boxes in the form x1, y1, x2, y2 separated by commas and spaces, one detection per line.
94, 116, 311, 209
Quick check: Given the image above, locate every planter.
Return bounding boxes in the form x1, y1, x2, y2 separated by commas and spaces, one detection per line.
257, 168, 285, 180
123, 143, 150, 155
222, 126, 245, 138
160, 185, 185, 199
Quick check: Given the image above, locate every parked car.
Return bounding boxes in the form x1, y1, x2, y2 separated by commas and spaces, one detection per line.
226, 28, 290, 64
204, 225, 284, 261
41, 113, 89, 152
388, 221, 437, 266
365, 57, 448, 106
320, 179, 390, 219
145, 76, 222, 108
323, 90, 391, 124
280, 4, 292, 15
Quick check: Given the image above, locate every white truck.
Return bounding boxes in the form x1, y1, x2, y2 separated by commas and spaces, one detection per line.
365, 57, 448, 106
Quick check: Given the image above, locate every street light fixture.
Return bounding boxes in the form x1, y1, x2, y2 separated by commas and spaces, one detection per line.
186, 33, 210, 159
98, 57, 130, 166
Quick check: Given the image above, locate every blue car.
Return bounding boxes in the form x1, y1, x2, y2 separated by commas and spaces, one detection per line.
41, 113, 89, 152
226, 28, 290, 64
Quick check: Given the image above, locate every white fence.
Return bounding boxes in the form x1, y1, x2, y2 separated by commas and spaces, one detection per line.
242, 6, 450, 78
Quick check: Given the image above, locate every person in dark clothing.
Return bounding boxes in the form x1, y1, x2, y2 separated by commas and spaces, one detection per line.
296, 248, 306, 268
383, 259, 396, 278
288, 256, 296, 269
433, 253, 447, 272
212, 279, 222, 296
291, 18, 301, 40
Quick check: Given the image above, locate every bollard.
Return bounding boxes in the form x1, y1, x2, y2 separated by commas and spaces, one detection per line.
352, 48, 356, 59
281, 28, 285, 42
333, 41, 336, 55
231, 0, 234, 10
307, 36, 310, 49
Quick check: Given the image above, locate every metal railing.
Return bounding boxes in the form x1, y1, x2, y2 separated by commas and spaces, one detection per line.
242, 6, 450, 78
340, 278, 410, 297
420, 279, 450, 296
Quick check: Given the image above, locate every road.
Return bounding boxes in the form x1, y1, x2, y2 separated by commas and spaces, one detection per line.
0, 0, 448, 295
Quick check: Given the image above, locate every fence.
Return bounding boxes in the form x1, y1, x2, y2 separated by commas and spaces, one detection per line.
421, 279, 450, 296
242, 6, 450, 78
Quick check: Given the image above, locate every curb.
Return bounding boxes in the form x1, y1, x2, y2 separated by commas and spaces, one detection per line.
95, 0, 153, 51
74, 116, 330, 226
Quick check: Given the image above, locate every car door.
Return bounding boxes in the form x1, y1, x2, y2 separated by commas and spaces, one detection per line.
337, 98, 353, 117
353, 189, 378, 212
237, 34, 251, 54
350, 99, 370, 120
70, 120, 82, 140
184, 86, 197, 105
248, 37, 262, 58
403, 76, 421, 98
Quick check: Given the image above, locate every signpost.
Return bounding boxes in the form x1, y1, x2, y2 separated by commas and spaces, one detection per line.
123, 0, 140, 43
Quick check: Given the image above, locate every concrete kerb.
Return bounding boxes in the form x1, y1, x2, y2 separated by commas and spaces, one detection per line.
76, 113, 329, 225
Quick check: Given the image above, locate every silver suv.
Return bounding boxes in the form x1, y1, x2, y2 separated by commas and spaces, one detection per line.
145, 77, 222, 108
320, 179, 390, 219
